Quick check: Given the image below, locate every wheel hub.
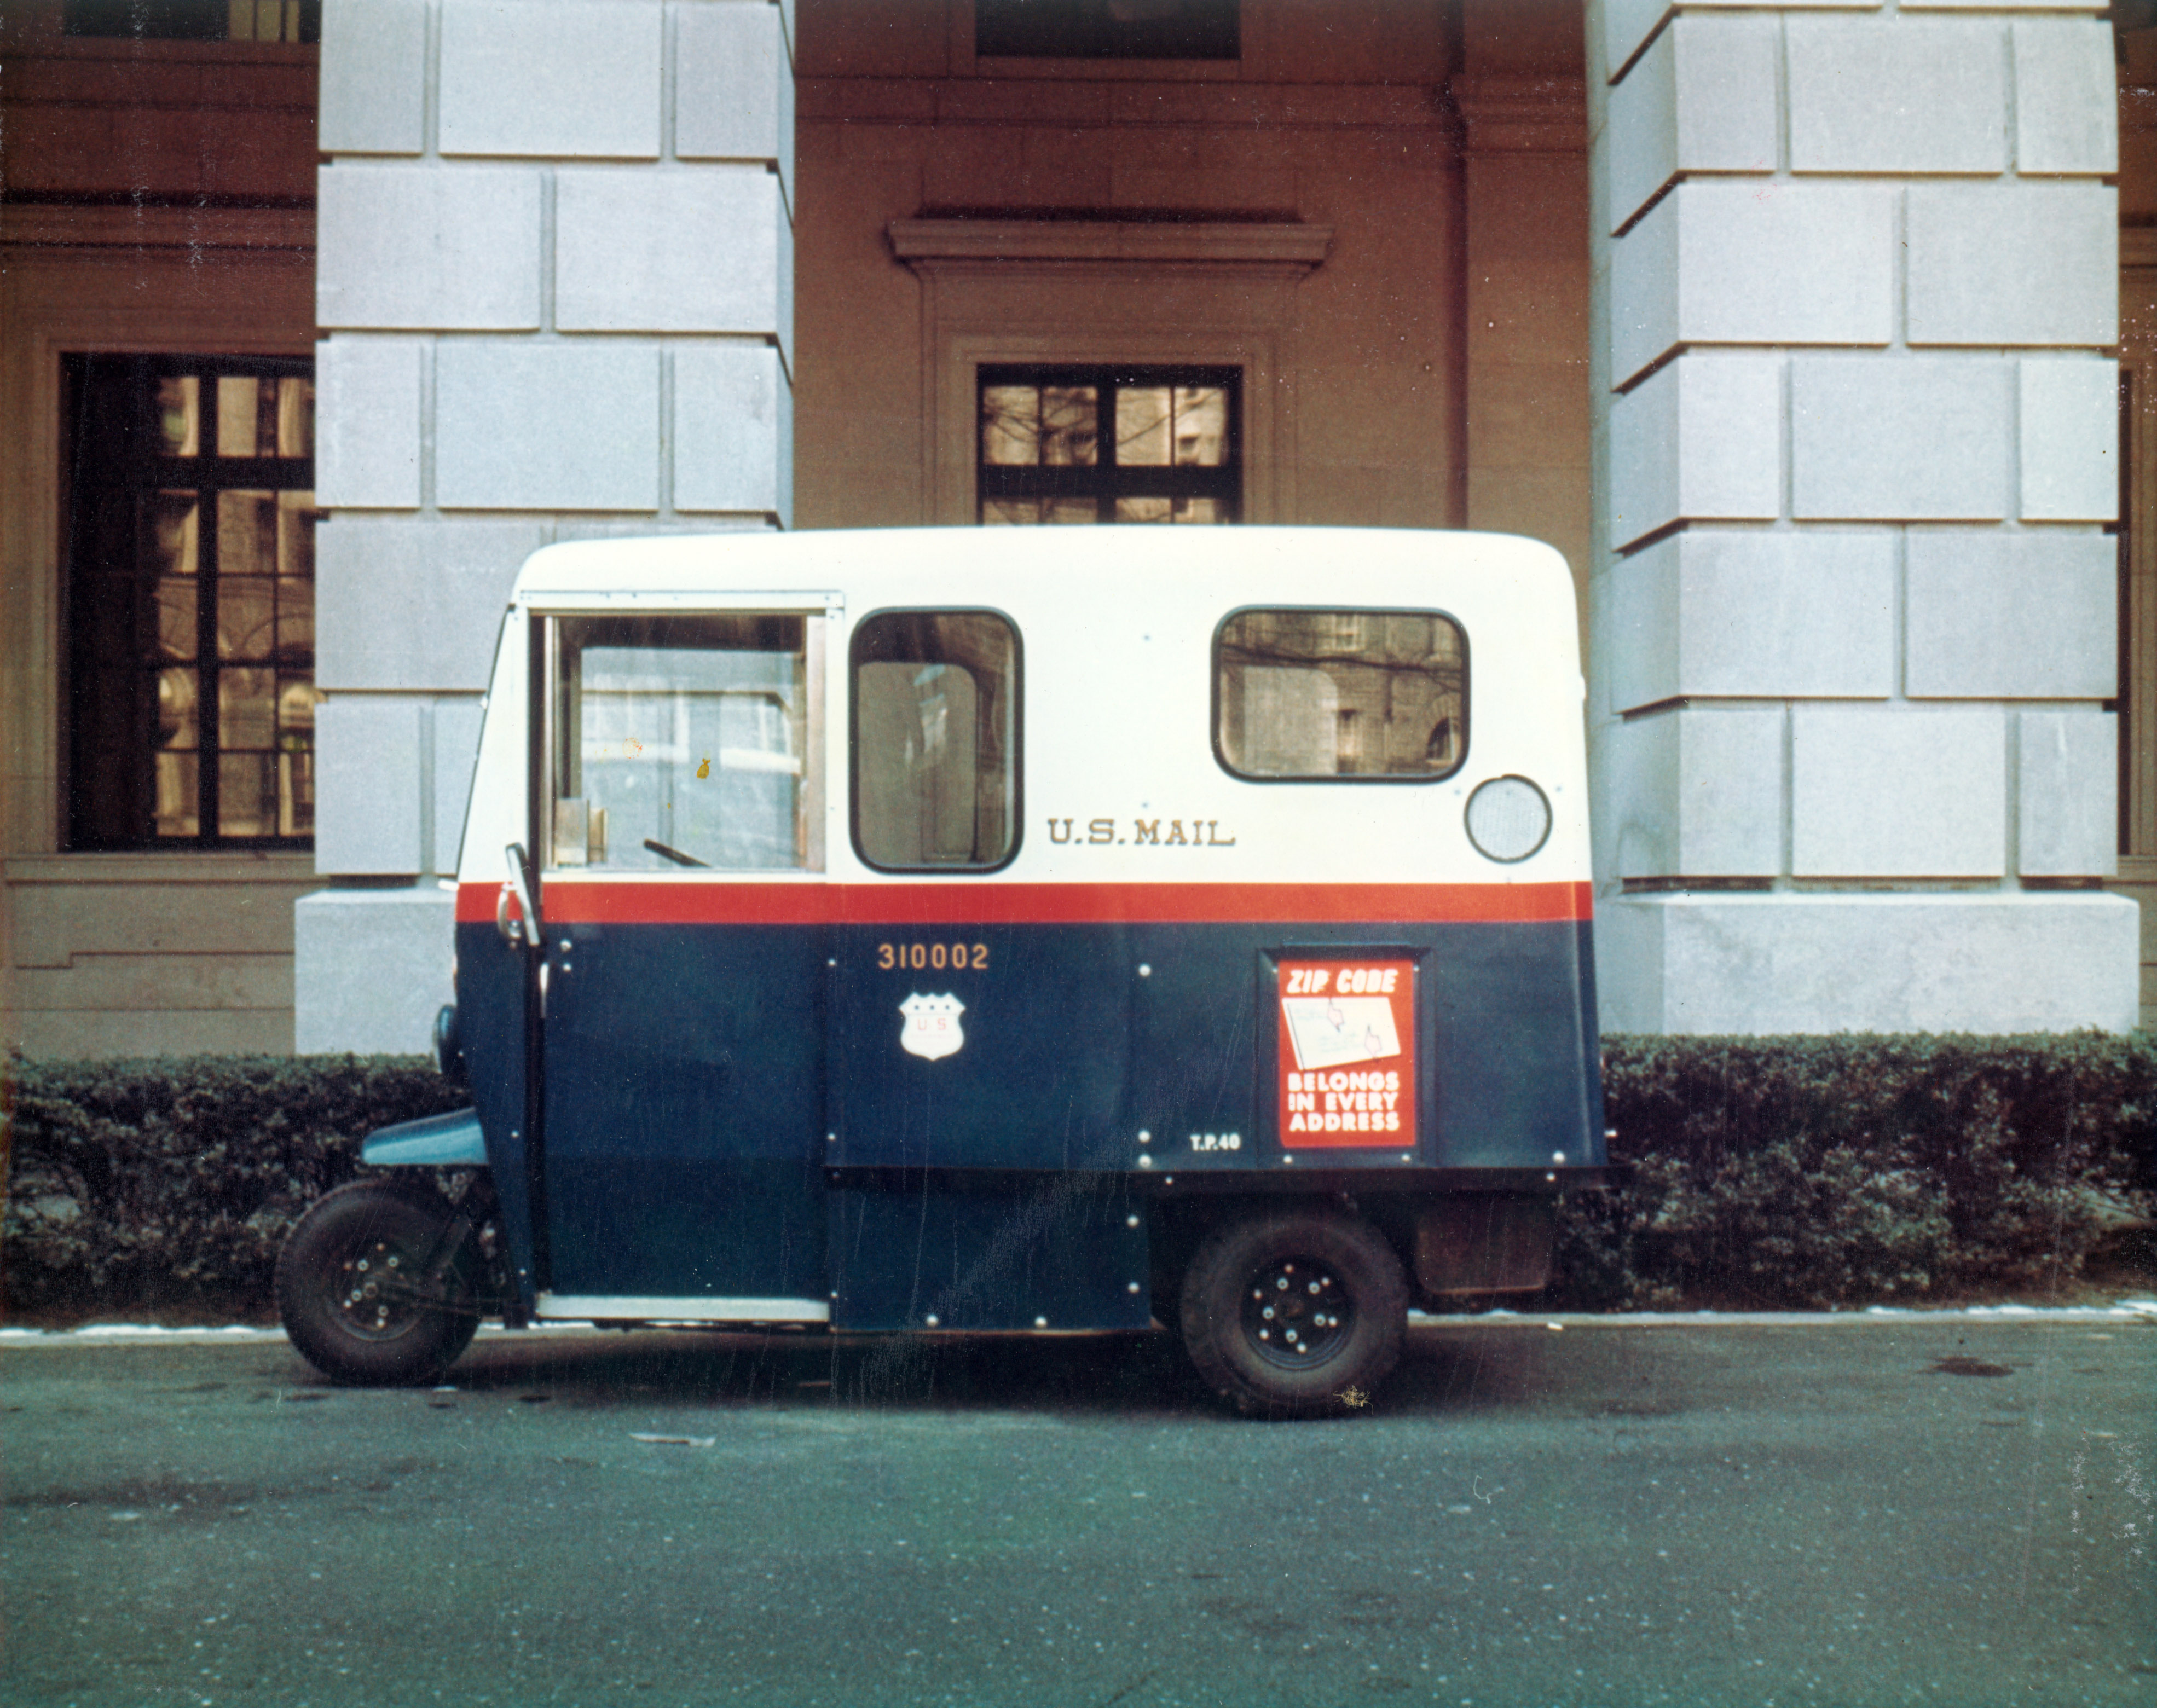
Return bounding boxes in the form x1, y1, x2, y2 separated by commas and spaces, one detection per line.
1240, 1257, 1353, 1369
337, 1240, 421, 1340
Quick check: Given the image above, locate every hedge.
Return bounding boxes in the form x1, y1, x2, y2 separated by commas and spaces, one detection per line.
1552, 1034, 2157, 1310
3, 1055, 466, 1317
4, 1036, 2154, 1320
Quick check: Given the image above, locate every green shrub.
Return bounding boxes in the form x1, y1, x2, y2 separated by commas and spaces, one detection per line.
1547, 1033, 2157, 1310
5, 1037, 2153, 1322
3, 1055, 463, 1316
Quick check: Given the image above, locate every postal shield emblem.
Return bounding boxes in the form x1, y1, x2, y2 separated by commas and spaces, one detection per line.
899, 992, 966, 1061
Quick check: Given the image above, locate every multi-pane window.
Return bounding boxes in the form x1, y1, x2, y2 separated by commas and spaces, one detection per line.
975, 0, 1239, 60
1215, 610, 1468, 781
65, 356, 316, 848
978, 366, 1240, 525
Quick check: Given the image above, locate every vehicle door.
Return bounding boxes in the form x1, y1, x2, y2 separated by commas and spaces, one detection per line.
531, 605, 832, 1313
824, 608, 1147, 1331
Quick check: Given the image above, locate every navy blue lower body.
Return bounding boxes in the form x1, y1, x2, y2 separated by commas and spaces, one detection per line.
454, 916, 1603, 1328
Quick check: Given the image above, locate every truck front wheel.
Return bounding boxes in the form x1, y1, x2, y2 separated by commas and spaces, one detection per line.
1178, 1208, 1409, 1417
276, 1179, 481, 1385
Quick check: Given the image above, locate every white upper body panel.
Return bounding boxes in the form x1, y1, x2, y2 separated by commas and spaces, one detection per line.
456, 527, 1589, 891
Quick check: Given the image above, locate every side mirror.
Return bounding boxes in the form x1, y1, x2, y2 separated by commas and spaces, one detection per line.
498, 842, 543, 948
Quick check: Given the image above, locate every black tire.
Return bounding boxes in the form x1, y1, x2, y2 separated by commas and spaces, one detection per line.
276, 1179, 481, 1386
1179, 1208, 1409, 1417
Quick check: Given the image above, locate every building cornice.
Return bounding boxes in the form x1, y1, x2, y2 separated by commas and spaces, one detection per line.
0, 202, 314, 255
1447, 72, 1586, 157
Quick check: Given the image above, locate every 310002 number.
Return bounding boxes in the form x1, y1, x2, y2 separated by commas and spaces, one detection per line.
876, 941, 988, 971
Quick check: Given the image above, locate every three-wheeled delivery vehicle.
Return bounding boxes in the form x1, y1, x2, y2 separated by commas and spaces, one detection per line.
276, 527, 1609, 1415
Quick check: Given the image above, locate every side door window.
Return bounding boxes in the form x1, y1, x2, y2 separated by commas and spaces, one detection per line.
548, 613, 820, 873
850, 610, 1020, 871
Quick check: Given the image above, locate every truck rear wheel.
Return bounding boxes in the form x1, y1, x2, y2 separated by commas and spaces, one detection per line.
1178, 1208, 1409, 1417
276, 1179, 481, 1386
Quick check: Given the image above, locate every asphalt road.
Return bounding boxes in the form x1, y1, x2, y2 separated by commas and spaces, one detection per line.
3, 1315, 2153, 1708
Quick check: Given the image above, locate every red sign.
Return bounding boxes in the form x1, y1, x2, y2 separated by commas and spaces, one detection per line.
1276, 958, 1416, 1150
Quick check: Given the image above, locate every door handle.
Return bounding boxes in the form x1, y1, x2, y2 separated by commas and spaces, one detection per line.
500, 843, 543, 948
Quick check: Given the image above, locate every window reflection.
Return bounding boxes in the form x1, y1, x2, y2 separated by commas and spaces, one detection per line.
156, 379, 199, 458
1115, 386, 1228, 467
852, 612, 1019, 871
982, 499, 1098, 525
977, 367, 1239, 525
1217, 610, 1467, 780
215, 376, 314, 459
981, 385, 1098, 467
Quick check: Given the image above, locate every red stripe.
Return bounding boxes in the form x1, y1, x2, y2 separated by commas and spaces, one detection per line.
461, 879, 1591, 927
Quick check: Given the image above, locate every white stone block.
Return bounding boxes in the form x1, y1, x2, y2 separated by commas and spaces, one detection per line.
2014, 20, 2119, 175
2020, 711, 2116, 879
293, 888, 456, 1055
1606, 15, 1779, 233
433, 699, 487, 876
1787, 19, 2006, 175
2021, 358, 2120, 523
1790, 358, 2011, 522
315, 698, 427, 875
1609, 530, 1895, 712
316, 519, 546, 691
1601, 0, 1669, 78
314, 338, 421, 509
1595, 891, 2140, 1035
1601, 0, 1873, 84
1902, 0, 2101, 9
1791, 705, 2005, 878
678, 2, 793, 204
1906, 184, 2117, 348
439, 0, 662, 159
675, 344, 792, 518
319, 0, 425, 155
556, 169, 786, 337
317, 165, 541, 331
1905, 531, 2116, 699
435, 344, 661, 512
1609, 707, 1784, 879
1611, 182, 1893, 384
1610, 355, 1780, 549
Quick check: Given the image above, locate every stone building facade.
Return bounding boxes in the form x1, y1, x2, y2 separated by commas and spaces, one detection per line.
0, 0, 2143, 1056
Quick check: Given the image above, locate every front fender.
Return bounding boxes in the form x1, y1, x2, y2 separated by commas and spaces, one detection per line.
362, 1108, 489, 1168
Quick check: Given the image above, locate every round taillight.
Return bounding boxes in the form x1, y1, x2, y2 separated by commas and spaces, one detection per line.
1465, 775, 1552, 863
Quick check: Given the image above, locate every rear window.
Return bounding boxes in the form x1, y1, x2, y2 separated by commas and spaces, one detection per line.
852, 611, 1020, 871
1215, 610, 1466, 780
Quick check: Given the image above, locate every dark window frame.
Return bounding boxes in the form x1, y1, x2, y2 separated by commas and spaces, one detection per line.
849, 607, 1025, 875
62, 1, 321, 42
62, 352, 317, 852
976, 364, 1243, 525
1211, 605, 1472, 786
974, 0, 1239, 61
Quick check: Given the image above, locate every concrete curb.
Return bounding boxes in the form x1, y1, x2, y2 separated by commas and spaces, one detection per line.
4, 1298, 2152, 1346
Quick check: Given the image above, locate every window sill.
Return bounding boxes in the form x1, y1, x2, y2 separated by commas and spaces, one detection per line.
4, 851, 320, 885
890, 217, 1331, 269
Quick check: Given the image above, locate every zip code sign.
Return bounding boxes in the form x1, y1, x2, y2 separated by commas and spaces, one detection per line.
1276, 958, 1417, 1150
